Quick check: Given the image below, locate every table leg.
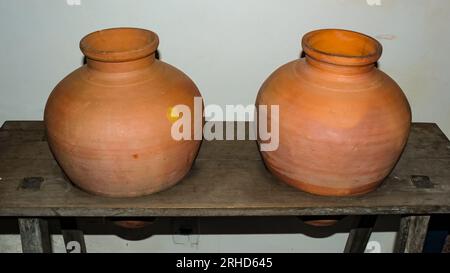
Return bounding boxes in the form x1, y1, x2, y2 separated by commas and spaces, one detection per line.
18, 218, 52, 253
344, 215, 377, 253
394, 215, 430, 253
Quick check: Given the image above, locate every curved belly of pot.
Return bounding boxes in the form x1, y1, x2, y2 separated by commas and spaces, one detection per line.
44, 61, 202, 197
256, 59, 411, 196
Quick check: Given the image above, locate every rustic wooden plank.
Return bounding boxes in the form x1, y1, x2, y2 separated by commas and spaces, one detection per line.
344, 215, 377, 253
0, 159, 449, 216
0, 121, 449, 217
18, 218, 52, 253
1, 121, 45, 131
394, 215, 431, 253
400, 123, 450, 160
443, 235, 450, 253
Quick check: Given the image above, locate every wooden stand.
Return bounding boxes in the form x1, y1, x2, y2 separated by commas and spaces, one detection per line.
1, 121, 449, 253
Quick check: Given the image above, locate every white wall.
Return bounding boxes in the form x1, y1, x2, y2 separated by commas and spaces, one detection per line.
0, 233, 396, 253
0, 0, 449, 134
0, 0, 449, 252
1, 216, 398, 253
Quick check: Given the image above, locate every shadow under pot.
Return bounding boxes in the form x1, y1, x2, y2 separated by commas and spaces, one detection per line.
44, 27, 203, 198
256, 29, 411, 197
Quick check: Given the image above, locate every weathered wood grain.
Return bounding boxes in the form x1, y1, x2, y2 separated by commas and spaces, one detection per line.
0, 121, 449, 217
344, 216, 377, 253
394, 215, 431, 253
18, 218, 52, 253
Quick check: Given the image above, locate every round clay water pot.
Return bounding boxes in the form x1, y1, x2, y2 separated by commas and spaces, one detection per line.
256, 29, 411, 196
44, 28, 202, 197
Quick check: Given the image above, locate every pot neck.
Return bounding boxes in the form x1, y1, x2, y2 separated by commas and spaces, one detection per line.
301, 29, 382, 75
86, 54, 156, 73
305, 55, 375, 75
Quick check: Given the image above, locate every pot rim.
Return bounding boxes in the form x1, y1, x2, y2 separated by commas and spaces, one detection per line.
80, 27, 159, 62
301, 29, 383, 66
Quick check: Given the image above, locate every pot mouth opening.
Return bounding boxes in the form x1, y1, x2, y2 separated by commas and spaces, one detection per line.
80, 27, 159, 62
302, 29, 382, 66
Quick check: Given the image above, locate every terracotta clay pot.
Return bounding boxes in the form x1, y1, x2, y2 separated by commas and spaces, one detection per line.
256, 29, 411, 196
45, 28, 202, 197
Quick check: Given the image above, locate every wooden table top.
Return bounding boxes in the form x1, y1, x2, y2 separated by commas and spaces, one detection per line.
0, 121, 449, 217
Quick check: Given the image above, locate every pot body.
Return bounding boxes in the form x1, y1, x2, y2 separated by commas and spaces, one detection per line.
256, 29, 411, 196
45, 28, 202, 197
